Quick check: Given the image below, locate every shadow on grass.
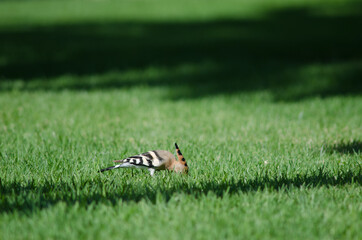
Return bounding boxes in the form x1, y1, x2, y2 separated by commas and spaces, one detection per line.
1, 167, 360, 214
1, 4, 362, 100
324, 140, 362, 155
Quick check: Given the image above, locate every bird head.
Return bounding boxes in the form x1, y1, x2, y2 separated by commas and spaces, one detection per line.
174, 143, 189, 174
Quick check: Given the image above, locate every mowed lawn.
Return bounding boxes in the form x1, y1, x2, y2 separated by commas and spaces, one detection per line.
0, 0, 361, 239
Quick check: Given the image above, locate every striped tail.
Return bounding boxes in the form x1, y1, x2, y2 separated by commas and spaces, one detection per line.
99, 165, 121, 172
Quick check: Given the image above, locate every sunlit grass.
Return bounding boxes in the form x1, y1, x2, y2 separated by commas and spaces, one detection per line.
0, 0, 361, 239
1, 88, 361, 239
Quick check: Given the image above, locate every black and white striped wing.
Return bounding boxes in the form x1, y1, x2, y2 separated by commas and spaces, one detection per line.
121, 151, 164, 169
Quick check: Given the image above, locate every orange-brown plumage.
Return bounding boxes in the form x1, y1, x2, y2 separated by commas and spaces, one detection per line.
100, 143, 189, 176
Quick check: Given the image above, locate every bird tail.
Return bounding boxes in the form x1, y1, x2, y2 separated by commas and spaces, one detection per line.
99, 157, 127, 172
99, 164, 122, 172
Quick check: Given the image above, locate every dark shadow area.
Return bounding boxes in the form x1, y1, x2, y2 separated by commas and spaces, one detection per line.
325, 140, 362, 154
0, 167, 360, 214
1, 5, 362, 100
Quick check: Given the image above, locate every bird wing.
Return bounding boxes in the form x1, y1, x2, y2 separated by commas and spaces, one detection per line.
113, 151, 165, 168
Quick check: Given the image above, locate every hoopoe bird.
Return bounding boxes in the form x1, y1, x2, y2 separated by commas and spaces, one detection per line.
100, 143, 188, 176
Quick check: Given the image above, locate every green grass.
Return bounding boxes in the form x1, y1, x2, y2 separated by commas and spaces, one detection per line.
0, 0, 361, 239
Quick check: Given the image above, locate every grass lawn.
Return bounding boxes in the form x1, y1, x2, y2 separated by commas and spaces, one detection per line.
0, 0, 361, 239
